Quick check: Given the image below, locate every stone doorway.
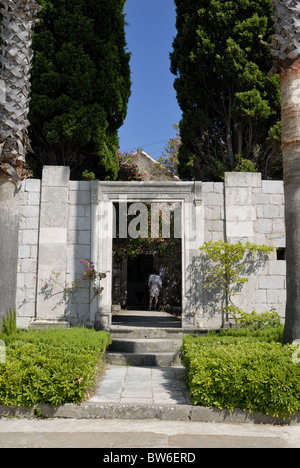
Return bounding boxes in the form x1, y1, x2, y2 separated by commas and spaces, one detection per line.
90, 180, 203, 330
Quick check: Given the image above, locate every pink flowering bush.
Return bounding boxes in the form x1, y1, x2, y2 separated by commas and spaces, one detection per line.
36, 259, 106, 302
117, 151, 147, 181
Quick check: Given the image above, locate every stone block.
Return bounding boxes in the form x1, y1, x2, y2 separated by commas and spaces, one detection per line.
225, 172, 261, 187
225, 187, 252, 205
23, 288, 36, 302
17, 316, 32, 329
69, 181, 80, 190
69, 190, 91, 205
67, 244, 90, 260
262, 180, 284, 194
19, 191, 28, 204
30, 245, 38, 259
18, 302, 36, 317
41, 186, 68, 203
211, 231, 224, 242
68, 216, 90, 230
202, 182, 214, 193
258, 276, 285, 290
40, 203, 68, 228
255, 289, 267, 304
24, 273, 38, 289
256, 205, 264, 218
213, 182, 224, 193
205, 205, 221, 220
254, 219, 272, 234
66, 258, 84, 274
226, 205, 256, 222
206, 220, 224, 233
17, 273, 25, 289
78, 231, 90, 245
252, 192, 270, 205
18, 245, 31, 258
28, 192, 40, 205
68, 205, 85, 217
67, 230, 78, 244
267, 289, 286, 304
206, 192, 224, 206
25, 217, 39, 230
270, 194, 284, 205
40, 228, 67, 245
38, 244, 67, 270
80, 181, 91, 191
272, 234, 286, 248
268, 259, 286, 276
22, 230, 39, 245
25, 179, 41, 192
226, 221, 254, 238
263, 205, 280, 219
42, 166, 70, 187
20, 258, 37, 273
22, 205, 40, 218
273, 219, 285, 233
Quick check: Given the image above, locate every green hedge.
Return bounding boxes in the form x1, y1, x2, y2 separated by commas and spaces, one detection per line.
182, 328, 300, 418
0, 327, 111, 407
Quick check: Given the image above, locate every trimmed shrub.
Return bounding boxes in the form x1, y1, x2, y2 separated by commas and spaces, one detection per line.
0, 327, 111, 407
182, 328, 300, 418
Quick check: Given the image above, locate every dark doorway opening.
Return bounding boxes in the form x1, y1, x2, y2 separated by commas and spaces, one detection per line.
127, 255, 153, 309
111, 201, 182, 318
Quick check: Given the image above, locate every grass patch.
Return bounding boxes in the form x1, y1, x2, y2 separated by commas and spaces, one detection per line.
182, 326, 300, 418
0, 327, 111, 407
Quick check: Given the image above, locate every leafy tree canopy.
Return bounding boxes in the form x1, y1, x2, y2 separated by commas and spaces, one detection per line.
171, 0, 282, 181
28, 0, 131, 180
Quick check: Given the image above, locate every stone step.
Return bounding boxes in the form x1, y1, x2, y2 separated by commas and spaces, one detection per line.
109, 326, 207, 340
106, 335, 184, 367
108, 338, 182, 354
105, 351, 182, 367
29, 320, 70, 329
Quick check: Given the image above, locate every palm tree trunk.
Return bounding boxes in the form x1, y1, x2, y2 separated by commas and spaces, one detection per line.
270, 0, 300, 343
0, 0, 41, 322
0, 0, 41, 184
280, 61, 300, 344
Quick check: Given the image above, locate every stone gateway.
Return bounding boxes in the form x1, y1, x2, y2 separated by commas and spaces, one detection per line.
15, 166, 286, 331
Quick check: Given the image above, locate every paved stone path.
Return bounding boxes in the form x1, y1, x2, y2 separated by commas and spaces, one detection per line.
89, 365, 192, 405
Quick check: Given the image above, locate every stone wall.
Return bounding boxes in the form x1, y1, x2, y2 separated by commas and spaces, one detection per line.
15, 167, 286, 329
200, 173, 286, 328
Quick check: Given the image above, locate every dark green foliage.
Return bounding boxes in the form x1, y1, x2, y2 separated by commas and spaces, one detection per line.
0, 327, 112, 406
182, 328, 300, 418
171, 0, 282, 181
28, 0, 131, 180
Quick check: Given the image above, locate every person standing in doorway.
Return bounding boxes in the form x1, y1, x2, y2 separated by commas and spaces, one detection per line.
148, 268, 162, 311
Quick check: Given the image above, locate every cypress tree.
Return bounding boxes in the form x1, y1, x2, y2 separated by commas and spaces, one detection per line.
170, 0, 282, 181
28, 0, 131, 180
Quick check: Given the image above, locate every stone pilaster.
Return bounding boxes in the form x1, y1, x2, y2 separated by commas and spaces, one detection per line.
35, 166, 70, 322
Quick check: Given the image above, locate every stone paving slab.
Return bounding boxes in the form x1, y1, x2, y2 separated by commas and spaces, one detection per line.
0, 418, 300, 448
88, 365, 192, 405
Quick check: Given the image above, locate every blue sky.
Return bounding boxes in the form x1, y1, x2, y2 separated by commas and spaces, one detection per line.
118, 0, 182, 159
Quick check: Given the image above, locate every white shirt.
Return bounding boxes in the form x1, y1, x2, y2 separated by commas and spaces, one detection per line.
148, 274, 162, 288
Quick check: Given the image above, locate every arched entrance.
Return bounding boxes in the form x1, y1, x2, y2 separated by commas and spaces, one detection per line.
89, 180, 204, 330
